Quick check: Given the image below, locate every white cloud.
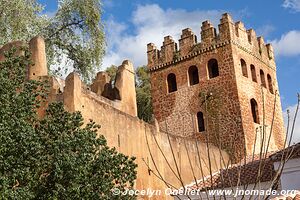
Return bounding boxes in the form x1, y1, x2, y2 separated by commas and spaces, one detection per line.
283, 103, 300, 144
271, 30, 300, 57
282, 0, 300, 12
102, 4, 225, 68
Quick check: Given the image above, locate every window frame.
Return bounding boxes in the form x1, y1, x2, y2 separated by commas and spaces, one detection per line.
188, 65, 200, 86
196, 111, 205, 132
167, 73, 177, 93
207, 58, 220, 79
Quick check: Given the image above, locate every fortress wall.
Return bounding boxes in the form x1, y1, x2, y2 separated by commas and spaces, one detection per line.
0, 27, 231, 200
1, 31, 282, 198
62, 72, 230, 199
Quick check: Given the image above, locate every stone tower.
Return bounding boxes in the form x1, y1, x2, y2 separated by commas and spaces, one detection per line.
0, 36, 48, 80
147, 13, 285, 161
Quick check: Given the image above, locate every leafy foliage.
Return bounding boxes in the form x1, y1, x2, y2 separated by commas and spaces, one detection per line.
45, 0, 105, 81
0, 0, 48, 45
0, 49, 137, 199
0, 0, 105, 81
135, 66, 153, 122
105, 65, 118, 84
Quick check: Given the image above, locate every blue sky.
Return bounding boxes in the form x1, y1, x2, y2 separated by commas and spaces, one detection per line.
40, 0, 300, 141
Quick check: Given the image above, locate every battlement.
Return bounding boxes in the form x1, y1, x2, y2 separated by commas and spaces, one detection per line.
0, 37, 137, 117
147, 13, 275, 70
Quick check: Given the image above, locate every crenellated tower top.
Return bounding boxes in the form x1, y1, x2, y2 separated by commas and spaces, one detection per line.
147, 13, 284, 161
147, 13, 275, 72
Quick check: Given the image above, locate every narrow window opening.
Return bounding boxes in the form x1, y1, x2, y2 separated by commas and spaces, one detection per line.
197, 112, 205, 132
188, 66, 199, 86
208, 59, 219, 79
250, 65, 257, 82
250, 99, 259, 123
260, 70, 266, 88
267, 74, 274, 94
167, 73, 177, 93
241, 59, 248, 77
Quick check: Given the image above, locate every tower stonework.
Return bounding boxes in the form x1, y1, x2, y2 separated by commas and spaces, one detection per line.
147, 13, 285, 160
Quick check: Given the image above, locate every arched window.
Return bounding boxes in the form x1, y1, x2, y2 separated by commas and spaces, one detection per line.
250, 65, 257, 82
188, 66, 199, 86
250, 99, 259, 123
241, 59, 248, 77
260, 70, 266, 88
197, 112, 205, 132
208, 59, 219, 79
267, 74, 274, 94
167, 73, 177, 93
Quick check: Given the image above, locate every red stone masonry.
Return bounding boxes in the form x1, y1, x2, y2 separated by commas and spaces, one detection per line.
147, 13, 285, 162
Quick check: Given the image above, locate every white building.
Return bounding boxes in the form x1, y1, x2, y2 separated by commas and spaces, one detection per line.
174, 143, 300, 200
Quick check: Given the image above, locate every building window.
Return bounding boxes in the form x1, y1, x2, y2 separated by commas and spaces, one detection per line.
250, 64, 257, 82
260, 70, 266, 88
250, 98, 259, 123
167, 73, 177, 93
188, 66, 199, 86
197, 112, 205, 132
208, 59, 219, 79
241, 59, 248, 77
267, 74, 274, 94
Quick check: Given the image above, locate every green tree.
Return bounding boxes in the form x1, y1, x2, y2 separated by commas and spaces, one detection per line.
105, 65, 118, 83
0, 0, 47, 44
0, 0, 105, 81
135, 66, 153, 122
0, 48, 137, 199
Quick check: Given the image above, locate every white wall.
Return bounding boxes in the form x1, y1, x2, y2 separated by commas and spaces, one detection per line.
274, 158, 300, 190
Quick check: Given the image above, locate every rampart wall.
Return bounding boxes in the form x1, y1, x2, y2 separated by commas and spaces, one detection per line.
0, 36, 230, 200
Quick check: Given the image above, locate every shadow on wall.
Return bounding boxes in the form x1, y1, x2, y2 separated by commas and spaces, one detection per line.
90, 60, 137, 116
102, 82, 121, 100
